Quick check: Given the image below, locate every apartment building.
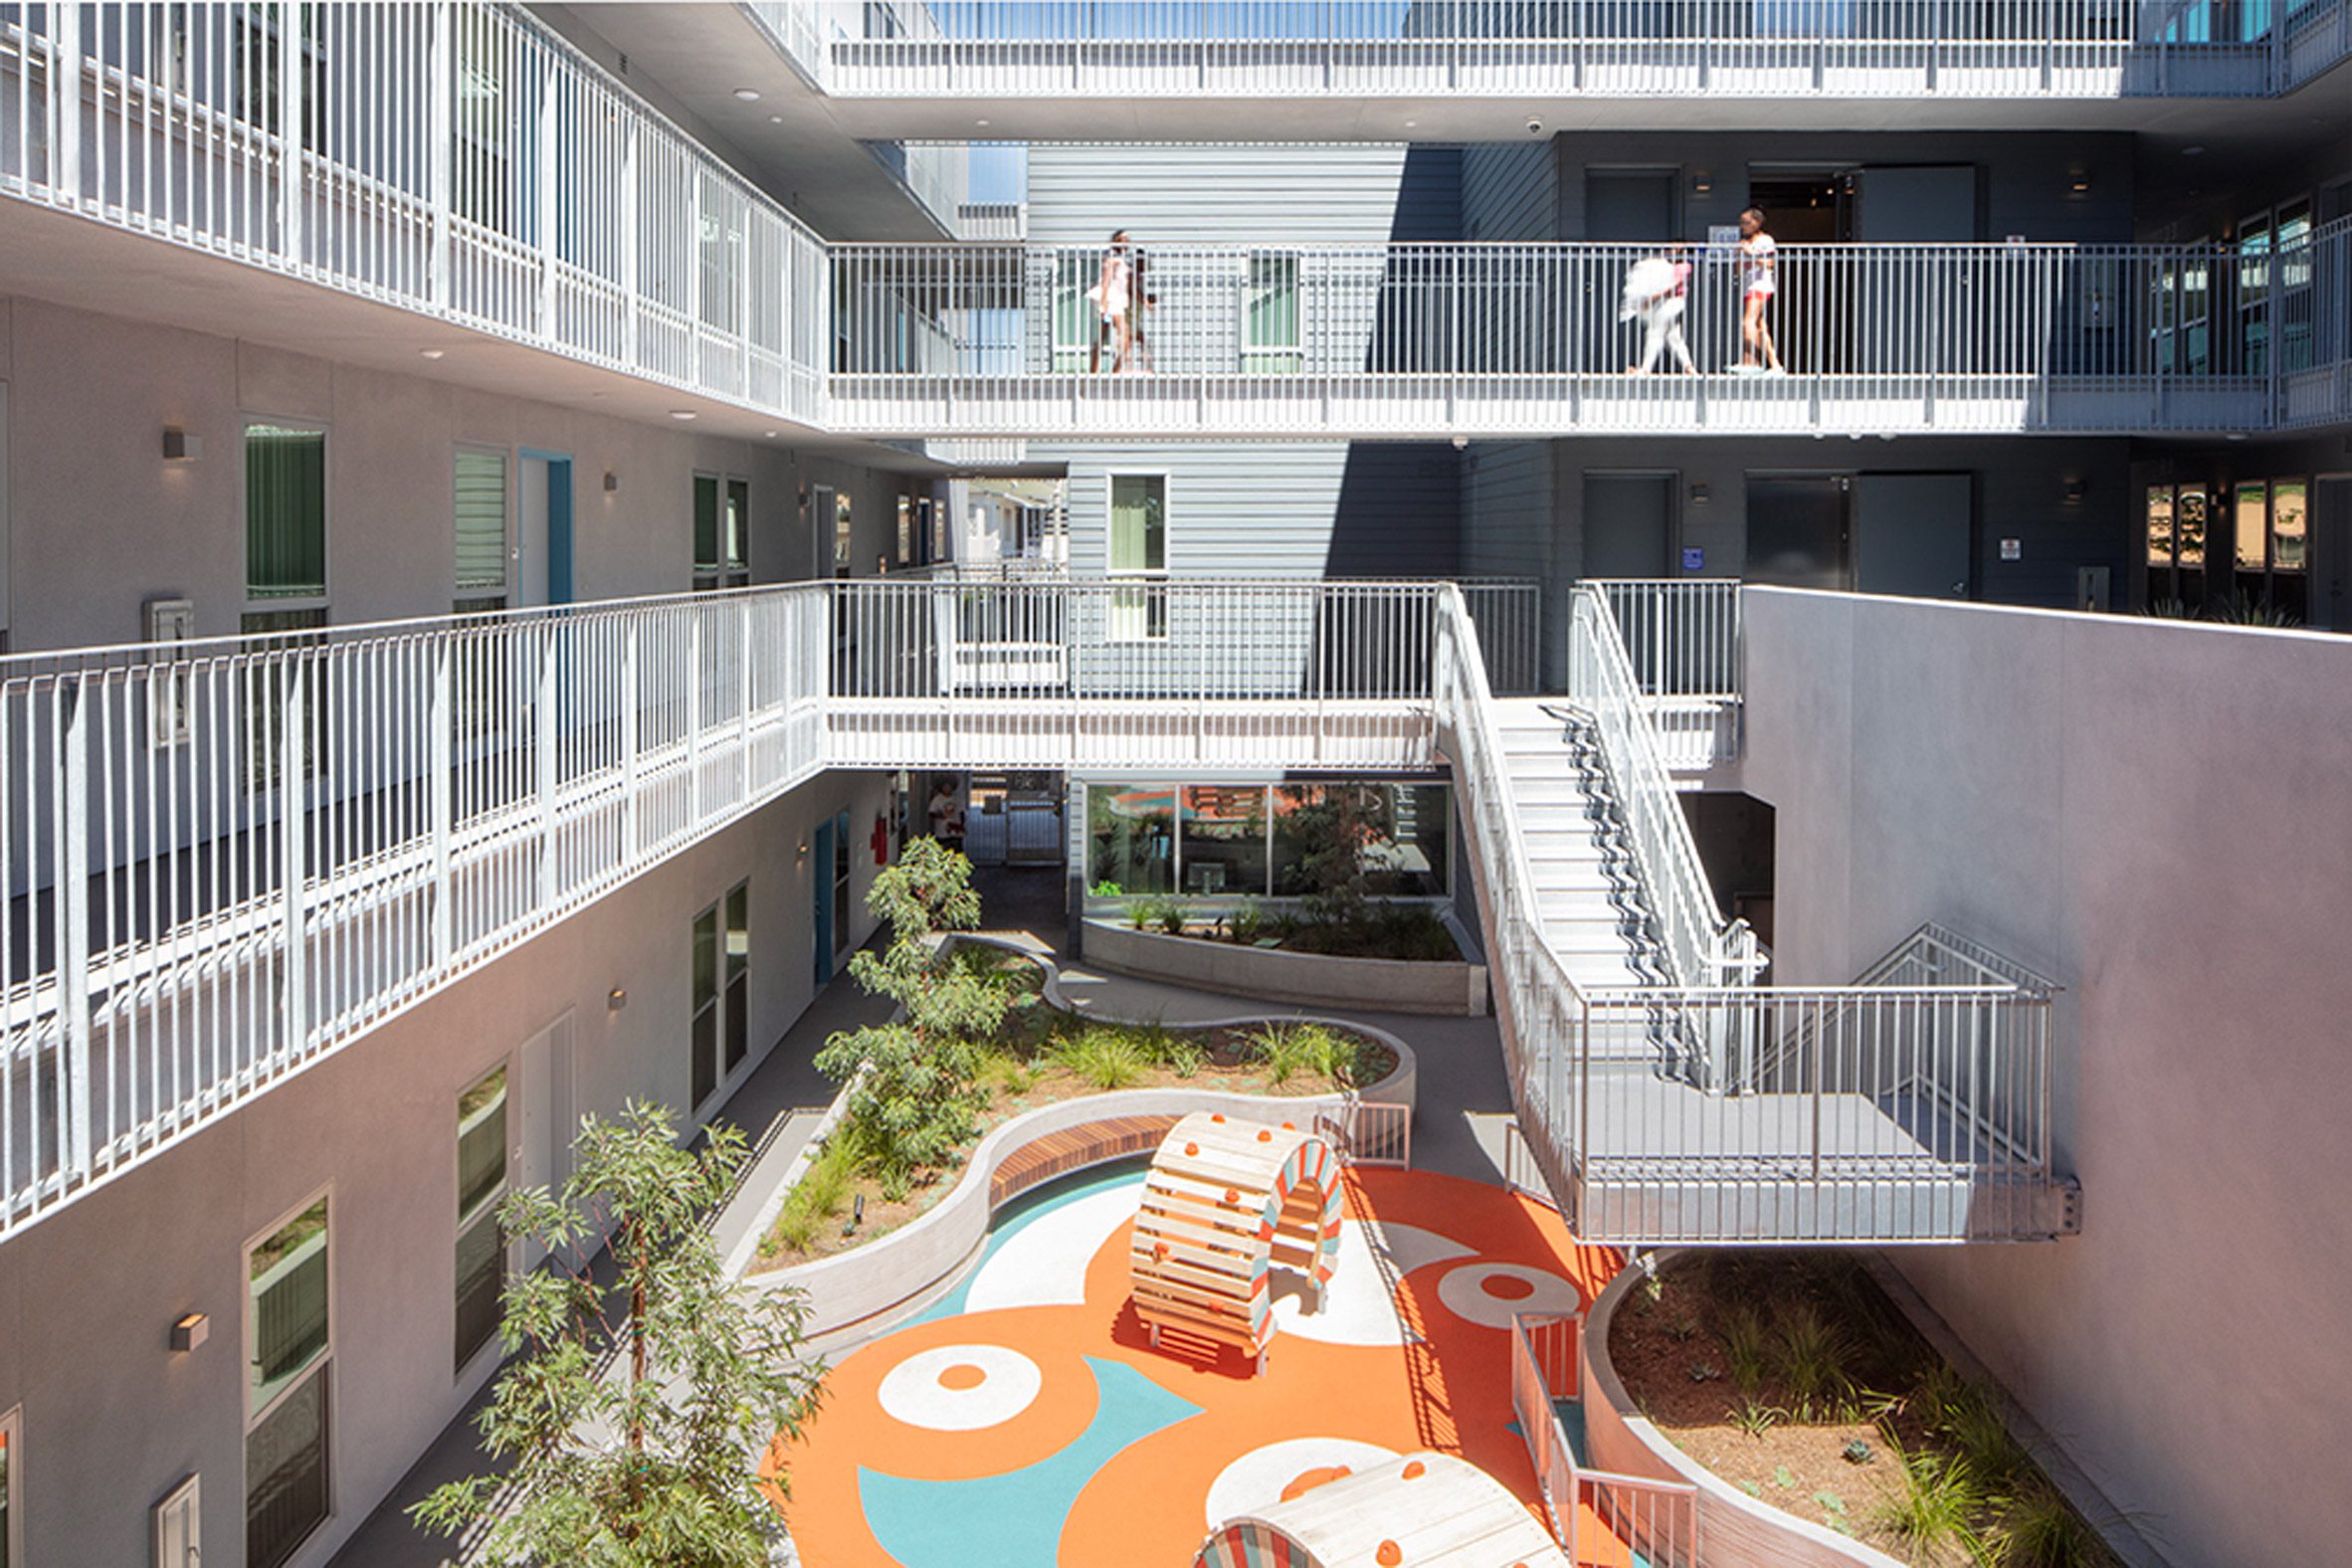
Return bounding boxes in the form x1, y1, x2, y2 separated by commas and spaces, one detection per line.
0, 2, 2346, 1565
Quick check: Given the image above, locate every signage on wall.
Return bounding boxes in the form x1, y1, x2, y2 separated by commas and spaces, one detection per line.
2000, 538, 2024, 561
1681, 547, 1705, 571
1706, 225, 1741, 250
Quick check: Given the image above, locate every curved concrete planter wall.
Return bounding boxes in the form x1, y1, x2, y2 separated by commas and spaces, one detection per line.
1083, 917, 1489, 1017
1581, 1254, 1909, 1568
741, 940, 1415, 1344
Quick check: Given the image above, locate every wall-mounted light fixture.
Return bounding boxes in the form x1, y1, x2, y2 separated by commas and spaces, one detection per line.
603, 471, 620, 493
1692, 173, 1713, 195
2068, 173, 2091, 194
1687, 482, 1710, 503
161, 427, 201, 464
796, 839, 810, 863
170, 1311, 209, 1352
2061, 477, 2087, 505
607, 986, 628, 1012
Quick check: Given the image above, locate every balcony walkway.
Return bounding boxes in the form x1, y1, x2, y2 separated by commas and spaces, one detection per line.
758, 0, 2352, 119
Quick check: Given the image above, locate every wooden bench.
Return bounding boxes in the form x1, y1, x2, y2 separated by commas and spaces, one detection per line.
988, 1114, 1182, 1208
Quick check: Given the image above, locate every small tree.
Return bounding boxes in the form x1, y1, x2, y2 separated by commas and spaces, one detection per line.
814, 840, 1011, 1182
412, 1101, 823, 1567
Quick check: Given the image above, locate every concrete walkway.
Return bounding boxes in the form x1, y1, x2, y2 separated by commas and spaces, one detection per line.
331, 864, 1522, 1566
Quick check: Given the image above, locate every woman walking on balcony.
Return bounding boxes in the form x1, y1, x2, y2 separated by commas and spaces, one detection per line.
1740, 208, 1787, 373
1087, 230, 1135, 373
1735, 208, 1785, 375
1623, 246, 1695, 375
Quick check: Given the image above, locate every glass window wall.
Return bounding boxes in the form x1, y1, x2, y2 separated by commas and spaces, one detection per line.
1088, 780, 1449, 901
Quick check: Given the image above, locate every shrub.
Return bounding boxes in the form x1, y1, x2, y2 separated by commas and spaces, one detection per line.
767, 1136, 858, 1256
1158, 901, 1188, 935
1996, 1484, 2121, 1568
1055, 1028, 1149, 1089
1241, 1022, 1373, 1087
1229, 899, 1266, 944
1874, 1442, 1994, 1563
1718, 1301, 1770, 1393
1771, 1300, 1854, 1413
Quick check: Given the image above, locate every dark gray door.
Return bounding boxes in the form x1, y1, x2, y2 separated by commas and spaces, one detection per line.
1746, 476, 1849, 590
1855, 473, 1973, 599
2318, 478, 2352, 632
1582, 473, 1673, 579
1586, 171, 1677, 241
1855, 166, 1978, 375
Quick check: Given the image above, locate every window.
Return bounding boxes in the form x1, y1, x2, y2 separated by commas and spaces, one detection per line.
2277, 197, 2315, 372
453, 10, 529, 237
2239, 213, 2271, 374
236, 5, 327, 152
1086, 781, 1453, 903
247, 424, 326, 605
455, 448, 509, 611
1181, 786, 1270, 896
1052, 253, 1094, 373
690, 883, 749, 1108
2233, 479, 2309, 621
1274, 784, 1452, 898
832, 813, 853, 954
246, 1196, 331, 1568
694, 475, 750, 591
930, 497, 950, 565
455, 1065, 508, 1373
1243, 252, 1303, 374
896, 496, 914, 567
834, 491, 855, 578
1108, 474, 1167, 641
2144, 484, 2209, 610
1087, 785, 1175, 896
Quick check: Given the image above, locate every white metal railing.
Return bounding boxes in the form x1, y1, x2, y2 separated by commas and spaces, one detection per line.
1590, 578, 1742, 769
827, 229, 2352, 438
0, 575, 2062, 1247
1510, 1311, 1702, 1567
1564, 586, 1756, 996
783, 0, 2347, 99
0, 577, 1458, 1240
1, 2, 833, 427
1434, 585, 2065, 1243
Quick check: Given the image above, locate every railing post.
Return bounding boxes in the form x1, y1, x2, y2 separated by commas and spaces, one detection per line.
622, 119, 641, 369
54, 0, 83, 207
535, 624, 558, 908
281, 655, 309, 1065
621, 617, 641, 861
279, 0, 304, 267
686, 607, 703, 826
430, 638, 454, 968
536, 40, 558, 339
429, 0, 453, 310
58, 678, 93, 1184
738, 598, 755, 790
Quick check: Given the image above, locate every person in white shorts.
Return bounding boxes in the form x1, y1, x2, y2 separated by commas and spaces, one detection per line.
1735, 208, 1786, 375
1086, 230, 1134, 374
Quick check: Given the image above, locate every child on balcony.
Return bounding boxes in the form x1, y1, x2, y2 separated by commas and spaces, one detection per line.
1623, 246, 1695, 375
1086, 231, 1135, 373
1734, 208, 1785, 375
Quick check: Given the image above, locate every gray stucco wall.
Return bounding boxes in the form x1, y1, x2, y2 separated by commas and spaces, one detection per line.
0, 769, 890, 1568
1740, 588, 2352, 1566
0, 295, 920, 652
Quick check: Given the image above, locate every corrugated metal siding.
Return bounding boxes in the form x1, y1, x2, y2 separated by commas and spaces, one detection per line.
1053, 442, 1457, 578
1026, 143, 1450, 247
1461, 140, 1560, 243
1030, 144, 1465, 579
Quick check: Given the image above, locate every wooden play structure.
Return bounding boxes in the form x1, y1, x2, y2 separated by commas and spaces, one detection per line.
1128, 1110, 1342, 1373
1193, 1451, 1573, 1568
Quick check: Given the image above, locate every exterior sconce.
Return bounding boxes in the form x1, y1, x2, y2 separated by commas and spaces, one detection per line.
797, 839, 810, 863
161, 427, 201, 463
1451, 435, 1470, 451
1692, 174, 1713, 195
1687, 483, 1710, 503
2061, 478, 2087, 505
607, 986, 628, 1012
2069, 175, 2091, 193
171, 1311, 209, 1352
603, 471, 620, 493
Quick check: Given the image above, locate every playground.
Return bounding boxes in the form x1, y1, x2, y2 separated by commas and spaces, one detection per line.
778, 1160, 1621, 1567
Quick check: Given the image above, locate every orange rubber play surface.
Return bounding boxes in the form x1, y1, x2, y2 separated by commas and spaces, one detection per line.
777, 1166, 1623, 1567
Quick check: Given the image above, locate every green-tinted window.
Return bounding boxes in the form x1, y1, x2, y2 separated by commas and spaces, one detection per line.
454, 448, 508, 598
1109, 476, 1166, 573
456, 1066, 507, 1370
1087, 784, 1176, 896
246, 426, 326, 601
1244, 253, 1302, 374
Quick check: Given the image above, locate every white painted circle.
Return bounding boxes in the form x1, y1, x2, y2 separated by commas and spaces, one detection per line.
876, 1343, 1043, 1432
1203, 1437, 1402, 1528
1435, 1262, 1581, 1328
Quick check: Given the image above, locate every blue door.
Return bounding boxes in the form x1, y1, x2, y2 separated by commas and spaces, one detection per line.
813, 816, 836, 983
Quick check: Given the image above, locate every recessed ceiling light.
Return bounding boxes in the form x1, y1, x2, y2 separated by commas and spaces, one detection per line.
733, 87, 761, 102
769, 113, 783, 124
2226, 432, 2248, 441
419, 348, 446, 360
670, 410, 697, 421
975, 117, 991, 127
2182, 144, 2206, 156
1404, 118, 1418, 127
764, 430, 779, 438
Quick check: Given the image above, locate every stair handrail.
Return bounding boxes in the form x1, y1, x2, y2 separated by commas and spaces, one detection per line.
1432, 585, 1594, 1208
1564, 585, 1758, 993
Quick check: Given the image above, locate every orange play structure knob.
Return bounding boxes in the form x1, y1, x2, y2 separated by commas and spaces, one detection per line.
1154, 1241, 1169, 1260
1225, 1188, 1240, 1203
1376, 1542, 1403, 1566
1211, 1112, 1226, 1122
1402, 1461, 1426, 1479
1185, 1141, 1199, 1156
1257, 1128, 1273, 1142
1281, 1120, 1295, 1131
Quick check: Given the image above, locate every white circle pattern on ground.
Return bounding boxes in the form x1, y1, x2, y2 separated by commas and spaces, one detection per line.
1434, 1262, 1581, 1328
1203, 1437, 1404, 1529
1271, 1220, 1475, 1346
876, 1343, 1044, 1432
